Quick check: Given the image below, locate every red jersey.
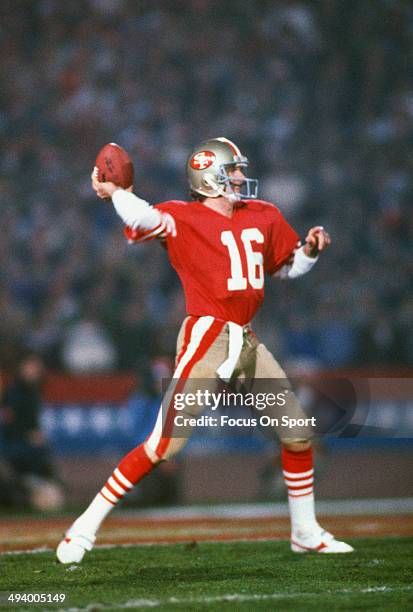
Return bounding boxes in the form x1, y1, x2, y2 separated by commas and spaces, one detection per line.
127, 199, 299, 326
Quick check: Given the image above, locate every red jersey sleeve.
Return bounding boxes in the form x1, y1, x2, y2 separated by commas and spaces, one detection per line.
124, 222, 165, 243
265, 208, 300, 275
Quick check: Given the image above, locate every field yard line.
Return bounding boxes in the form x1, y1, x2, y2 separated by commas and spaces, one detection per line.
0, 546, 53, 556
117, 497, 413, 520
56, 586, 413, 611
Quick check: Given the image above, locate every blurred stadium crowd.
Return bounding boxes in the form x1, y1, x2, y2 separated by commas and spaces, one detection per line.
0, 0, 412, 373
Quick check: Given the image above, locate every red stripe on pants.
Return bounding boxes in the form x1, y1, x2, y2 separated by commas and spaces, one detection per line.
154, 319, 224, 458
175, 317, 197, 368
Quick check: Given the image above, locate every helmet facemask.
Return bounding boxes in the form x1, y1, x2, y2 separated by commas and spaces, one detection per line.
214, 162, 258, 201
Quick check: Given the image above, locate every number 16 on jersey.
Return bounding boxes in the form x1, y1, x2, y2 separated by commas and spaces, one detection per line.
221, 229, 264, 290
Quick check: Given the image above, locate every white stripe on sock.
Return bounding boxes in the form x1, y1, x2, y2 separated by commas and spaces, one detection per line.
285, 476, 313, 487
283, 468, 314, 479
114, 468, 133, 489
288, 486, 313, 497
101, 486, 119, 503
108, 476, 127, 496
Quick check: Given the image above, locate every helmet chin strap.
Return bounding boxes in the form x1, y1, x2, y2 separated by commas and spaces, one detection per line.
224, 189, 240, 202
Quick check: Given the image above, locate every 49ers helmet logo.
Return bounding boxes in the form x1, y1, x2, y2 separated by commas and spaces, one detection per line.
190, 150, 216, 170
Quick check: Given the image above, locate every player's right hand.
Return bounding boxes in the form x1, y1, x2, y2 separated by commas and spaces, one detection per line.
91, 167, 133, 199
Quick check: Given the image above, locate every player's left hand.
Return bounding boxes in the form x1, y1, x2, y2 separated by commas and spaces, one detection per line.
303, 226, 331, 257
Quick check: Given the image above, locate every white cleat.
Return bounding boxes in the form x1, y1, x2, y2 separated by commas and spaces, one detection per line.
291, 528, 354, 554
56, 533, 95, 564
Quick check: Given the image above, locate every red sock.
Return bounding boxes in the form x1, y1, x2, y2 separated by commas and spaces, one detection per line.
281, 447, 314, 498
100, 445, 155, 506
118, 445, 155, 484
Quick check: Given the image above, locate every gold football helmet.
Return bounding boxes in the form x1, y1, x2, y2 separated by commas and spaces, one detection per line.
186, 137, 258, 200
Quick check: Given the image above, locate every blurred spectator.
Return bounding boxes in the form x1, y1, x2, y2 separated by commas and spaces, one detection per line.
112, 301, 159, 371
0, 354, 64, 510
0, 0, 411, 371
358, 309, 406, 366
62, 313, 117, 373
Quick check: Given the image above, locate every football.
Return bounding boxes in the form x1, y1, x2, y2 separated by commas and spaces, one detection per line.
95, 143, 134, 189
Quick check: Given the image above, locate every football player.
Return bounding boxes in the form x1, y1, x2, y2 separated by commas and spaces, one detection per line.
57, 137, 353, 563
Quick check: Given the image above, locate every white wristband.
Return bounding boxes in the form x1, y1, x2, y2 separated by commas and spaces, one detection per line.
287, 245, 318, 278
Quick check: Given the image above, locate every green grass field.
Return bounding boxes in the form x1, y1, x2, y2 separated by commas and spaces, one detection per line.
1, 538, 412, 611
